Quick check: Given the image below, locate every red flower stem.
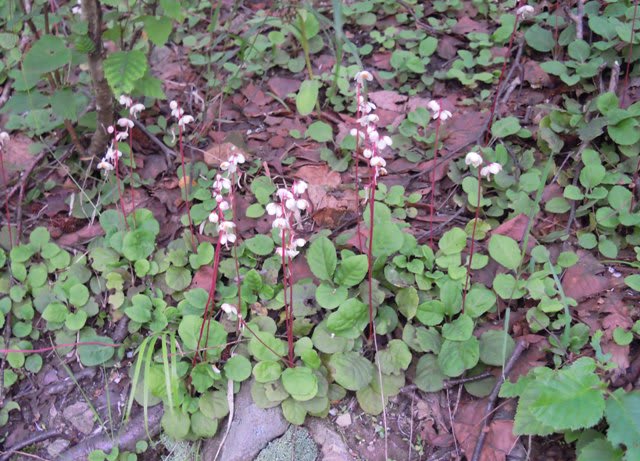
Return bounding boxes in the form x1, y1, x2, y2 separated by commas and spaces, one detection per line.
461, 167, 483, 314
112, 132, 129, 231
287, 253, 294, 364
127, 129, 137, 227
193, 230, 222, 366
367, 176, 377, 341
178, 105, 197, 252
231, 172, 243, 333
355, 84, 363, 250
0, 147, 12, 247
429, 115, 442, 247
622, 0, 639, 109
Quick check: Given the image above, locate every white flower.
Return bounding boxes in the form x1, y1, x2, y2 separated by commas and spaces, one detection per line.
178, 115, 194, 127
276, 246, 300, 259
105, 146, 122, 161
115, 131, 128, 141
220, 161, 230, 171
169, 100, 178, 110
292, 181, 308, 195
219, 201, 230, 211
350, 128, 365, 139
221, 303, 238, 316
266, 203, 281, 216
358, 114, 379, 126
107, 125, 115, 134
170, 100, 184, 119
480, 162, 503, 179
214, 175, 231, 191
439, 110, 452, 121
119, 95, 133, 107
117, 118, 134, 129
370, 156, 386, 168
354, 70, 374, 85
230, 152, 246, 164
361, 101, 376, 114
220, 233, 236, 246
71, 0, 81, 14
367, 126, 380, 143
377, 135, 393, 150
427, 100, 441, 114
212, 365, 221, 374
362, 148, 373, 159
0, 131, 9, 148
465, 151, 483, 168
294, 238, 306, 247
276, 188, 293, 201
97, 159, 114, 171
129, 103, 145, 118
286, 197, 297, 211
296, 199, 308, 211
208, 212, 219, 223
516, 5, 534, 18
219, 221, 236, 233
272, 217, 289, 229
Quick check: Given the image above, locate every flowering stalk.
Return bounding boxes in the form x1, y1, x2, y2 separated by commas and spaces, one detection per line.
352, 70, 375, 249
116, 95, 145, 227
99, 125, 128, 230
170, 100, 197, 252
192, 153, 244, 365
426, 100, 452, 246
460, 152, 502, 314
0, 132, 13, 247
267, 181, 309, 367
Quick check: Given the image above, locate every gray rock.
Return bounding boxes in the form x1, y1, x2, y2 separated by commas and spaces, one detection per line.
47, 438, 70, 458
255, 426, 318, 461
62, 402, 94, 435
306, 418, 356, 461
201, 382, 289, 461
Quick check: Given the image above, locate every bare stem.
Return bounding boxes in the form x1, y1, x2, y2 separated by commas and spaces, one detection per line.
461, 167, 483, 314
178, 120, 197, 252
0, 147, 13, 247
429, 116, 442, 247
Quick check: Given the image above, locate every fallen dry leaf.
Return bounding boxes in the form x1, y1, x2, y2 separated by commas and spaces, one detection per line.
2, 133, 36, 181
203, 142, 248, 167
563, 250, 616, 301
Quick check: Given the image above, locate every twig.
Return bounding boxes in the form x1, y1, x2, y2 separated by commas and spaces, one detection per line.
470, 340, 527, 461
609, 60, 621, 94
0, 430, 62, 461
566, 0, 584, 40
213, 379, 235, 461
81, 0, 114, 159
131, 119, 176, 161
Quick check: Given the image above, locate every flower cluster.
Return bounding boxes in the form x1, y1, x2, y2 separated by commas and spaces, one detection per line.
0, 131, 9, 150
464, 151, 503, 180
97, 95, 145, 172
516, 5, 535, 19
351, 70, 393, 181
267, 181, 309, 259
427, 100, 452, 121
169, 100, 195, 127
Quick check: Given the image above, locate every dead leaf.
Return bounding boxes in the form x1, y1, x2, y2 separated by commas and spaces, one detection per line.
452, 17, 490, 35
523, 59, 553, 88
2, 133, 36, 181
203, 142, 248, 167
492, 214, 530, 242
368, 91, 407, 112
268, 77, 301, 99
56, 223, 104, 246
563, 251, 614, 301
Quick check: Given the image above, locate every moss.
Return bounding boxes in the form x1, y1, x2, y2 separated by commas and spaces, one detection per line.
255, 426, 318, 461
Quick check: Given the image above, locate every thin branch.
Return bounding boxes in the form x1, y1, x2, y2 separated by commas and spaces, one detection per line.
0, 430, 62, 461
470, 340, 527, 461
566, 0, 584, 40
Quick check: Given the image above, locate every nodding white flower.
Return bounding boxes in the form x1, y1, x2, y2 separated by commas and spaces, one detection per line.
361, 101, 376, 114
465, 151, 483, 168
230, 152, 246, 164
220, 161, 230, 171
286, 197, 297, 211
212, 365, 221, 374
516, 5, 534, 18
272, 217, 289, 230
350, 128, 365, 139
480, 162, 503, 179
362, 148, 373, 159
178, 115, 194, 127
427, 100, 441, 114
221, 303, 238, 316
219, 201, 230, 211
292, 181, 308, 195
379, 167, 388, 176
169, 100, 178, 110
439, 110, 453, 121
370, 156, 386, 168
71, 0, 81, 14
214, 175, 231, 191
0, 131, 9, 148
296, 199, 308, 211
169, 100, 184, 119
215, 194, 224, 203
294, 238, 306, 248
115, 131, 128, 141
119, 95, 133, 107
377, 135, 393, 150
220, 233, 236, 246
117, 117, 134, 129
219, 221, 236, 233
277, 188, 294, 201
276, 246, 300, 259
358, 114, 379, 126
97, 159, 114, 171
208, 212, 219, 223
129, 103, 145, 119
105, 146, 122, 161
354, 70, 374, 85
107, 125, 115, 134
266, 202, 281, 216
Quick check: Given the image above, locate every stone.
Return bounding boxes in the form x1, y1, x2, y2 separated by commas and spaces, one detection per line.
335, 413, 352, 427
201, 381, 289, 461
255, 426, 318, 461
62, 401, 94, 435
306, 418, 356, 461
47, 438, 70, 458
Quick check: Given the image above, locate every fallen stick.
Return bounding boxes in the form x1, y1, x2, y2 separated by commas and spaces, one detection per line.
0, 430, 62, 461
470, 339, 527, 461
57, 405, 163, 461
